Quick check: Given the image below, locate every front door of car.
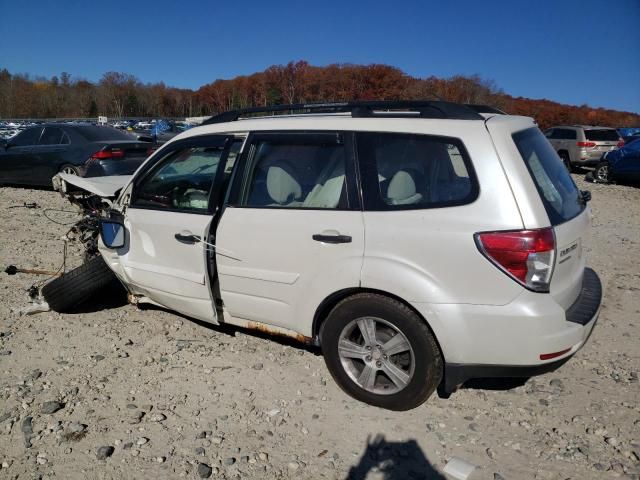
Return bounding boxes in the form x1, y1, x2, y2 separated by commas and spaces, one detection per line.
215, 132, 364, 336
0, 127, 43, 184
117, 134, 235, 323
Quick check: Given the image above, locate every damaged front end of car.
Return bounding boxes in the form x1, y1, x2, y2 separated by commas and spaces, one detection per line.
52, 173, 132, 260
24, 173, 135, 313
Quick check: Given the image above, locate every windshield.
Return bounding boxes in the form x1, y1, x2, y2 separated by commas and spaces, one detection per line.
512, 128, 584, 225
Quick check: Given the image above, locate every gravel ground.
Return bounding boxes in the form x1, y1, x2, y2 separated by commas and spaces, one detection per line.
0, 175, 638, 480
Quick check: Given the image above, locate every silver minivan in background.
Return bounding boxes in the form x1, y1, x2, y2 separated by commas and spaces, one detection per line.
544, 125, 622, 170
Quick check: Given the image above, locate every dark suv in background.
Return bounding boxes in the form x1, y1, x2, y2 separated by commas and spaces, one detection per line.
544, 125, 622, 170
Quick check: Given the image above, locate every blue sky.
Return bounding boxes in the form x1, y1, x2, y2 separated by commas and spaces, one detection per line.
1, 0, 639, 112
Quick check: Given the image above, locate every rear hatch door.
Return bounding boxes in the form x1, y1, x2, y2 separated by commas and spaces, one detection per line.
486, 117, 590, 309
585, 128, 620, 153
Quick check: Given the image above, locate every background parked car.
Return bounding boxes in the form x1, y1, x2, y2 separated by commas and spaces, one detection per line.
620, 133, 640, 145
544, 125, 622, 170
593, 138, 640, 183
0, 124, 151, 187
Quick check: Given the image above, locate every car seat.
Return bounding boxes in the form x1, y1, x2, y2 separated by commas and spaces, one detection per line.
386, 170, 424, 205
302, 154, 345, 208
266, 162, 303, 206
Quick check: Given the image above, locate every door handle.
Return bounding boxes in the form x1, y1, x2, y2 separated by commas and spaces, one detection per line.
175, 232, 201, 244
312, 234, 352, 244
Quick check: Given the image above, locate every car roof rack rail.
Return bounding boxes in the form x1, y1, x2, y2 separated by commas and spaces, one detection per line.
465, 104, 507, 115
202, 100, 485, 125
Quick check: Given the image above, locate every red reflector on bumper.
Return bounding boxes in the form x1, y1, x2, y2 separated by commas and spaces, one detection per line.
539, 348, 571, 360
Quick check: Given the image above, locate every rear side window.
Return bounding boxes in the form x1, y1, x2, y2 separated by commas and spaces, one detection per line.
357, 132, 477, 210
238, 134, 348, 209
512, 128, 584, 225
549, 128, 576, 139
558, 129, 577, 139
38, 127, 64, 145
584, 129, 619, 142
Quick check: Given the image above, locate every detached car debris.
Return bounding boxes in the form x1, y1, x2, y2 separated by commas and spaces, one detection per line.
5, 265, 62, 276
41, 256, 121, 312
48, 101, 602, 411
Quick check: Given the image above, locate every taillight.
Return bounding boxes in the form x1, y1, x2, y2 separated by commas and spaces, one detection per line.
146, 146, 157, 156
576, 141, 596, 148
89, 148, 124, 160
475, 228, 556, 292
617, 139, 624, 148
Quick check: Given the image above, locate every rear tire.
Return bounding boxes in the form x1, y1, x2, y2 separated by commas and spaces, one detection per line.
59, 164, 80, 176
320, 293, 443, 411
42, 256, 120, 312
594, 162, 611, 183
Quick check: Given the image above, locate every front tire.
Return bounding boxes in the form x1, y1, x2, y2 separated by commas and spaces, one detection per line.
321, 293, 442, 411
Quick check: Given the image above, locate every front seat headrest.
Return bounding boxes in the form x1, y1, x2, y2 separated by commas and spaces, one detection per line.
266, 164, 302, 205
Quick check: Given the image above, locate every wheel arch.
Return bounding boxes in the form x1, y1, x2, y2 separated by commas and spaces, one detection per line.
312, 287, 445, 358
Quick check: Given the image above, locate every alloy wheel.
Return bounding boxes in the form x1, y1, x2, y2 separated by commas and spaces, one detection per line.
595, 164, 609, 182
337, 317, 415, 395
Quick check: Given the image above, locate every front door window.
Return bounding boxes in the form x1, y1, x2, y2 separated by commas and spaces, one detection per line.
132, 146, 225, 212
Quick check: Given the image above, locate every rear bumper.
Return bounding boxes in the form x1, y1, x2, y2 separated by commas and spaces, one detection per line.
438, 268, 602, 394
574, 150, 611, 166
442, 356, 572, 394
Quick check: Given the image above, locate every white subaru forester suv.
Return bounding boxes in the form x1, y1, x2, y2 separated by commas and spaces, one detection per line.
55, 101, 602, 411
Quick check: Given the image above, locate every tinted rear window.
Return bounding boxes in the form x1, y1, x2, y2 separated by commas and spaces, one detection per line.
74, 126, 132, 141
584, 129, 619, 141
512, 128, 584, 225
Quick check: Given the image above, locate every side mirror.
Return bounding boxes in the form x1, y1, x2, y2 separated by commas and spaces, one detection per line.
581, 190, 591, 203
100, 220, 126, 249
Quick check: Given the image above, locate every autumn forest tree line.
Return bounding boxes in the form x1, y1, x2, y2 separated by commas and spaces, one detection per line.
1, 61, 638, 130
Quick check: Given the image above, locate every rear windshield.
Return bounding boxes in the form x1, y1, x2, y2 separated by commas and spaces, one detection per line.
74, 126, 133, 141
512, 128, 584, 225
584, 129, 619, 142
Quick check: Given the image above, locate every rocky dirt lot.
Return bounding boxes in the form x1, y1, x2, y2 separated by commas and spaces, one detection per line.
0, 175, 638, 480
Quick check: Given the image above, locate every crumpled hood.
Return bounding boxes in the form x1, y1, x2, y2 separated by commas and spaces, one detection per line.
52, 173, 133, 198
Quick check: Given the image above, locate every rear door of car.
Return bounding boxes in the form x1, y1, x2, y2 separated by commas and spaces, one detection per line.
544, 128, 559, 150
31, 126, 70, 184
215, 131, 364, 336
488, 117, 589, 309
116, 134, 235, 323
550, 128, 577, 161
